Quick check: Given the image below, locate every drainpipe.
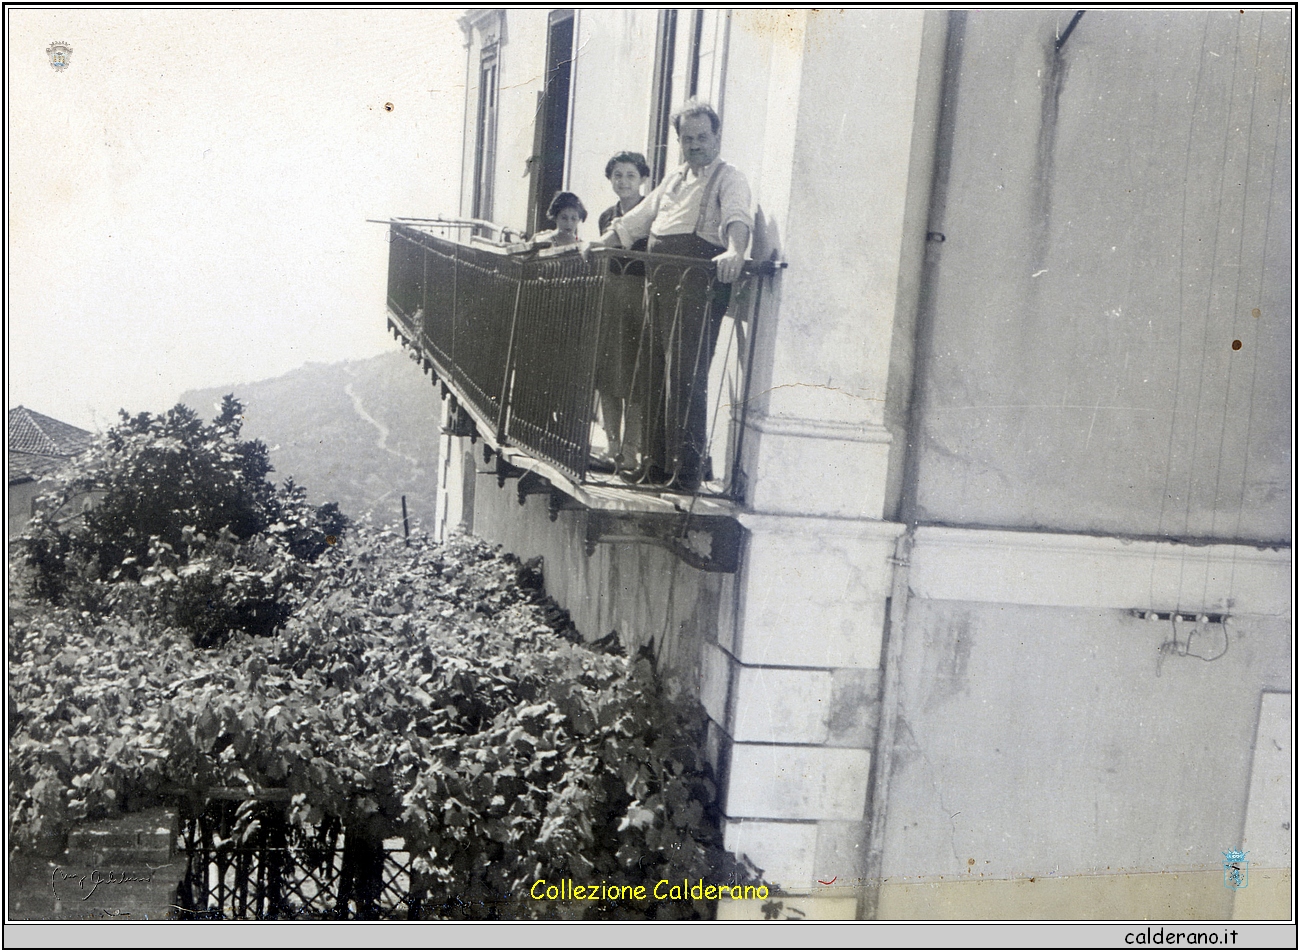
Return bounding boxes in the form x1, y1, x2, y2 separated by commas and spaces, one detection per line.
858, 9, 955, 920
859, 528, 913, 919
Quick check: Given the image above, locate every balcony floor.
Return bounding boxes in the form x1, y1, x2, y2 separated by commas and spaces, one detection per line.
489, 441, 738, 518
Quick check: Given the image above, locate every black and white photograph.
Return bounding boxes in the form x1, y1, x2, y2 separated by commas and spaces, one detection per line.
5, 6, 1295, 945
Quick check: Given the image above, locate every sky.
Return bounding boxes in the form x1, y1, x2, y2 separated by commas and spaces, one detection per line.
8, 8, 468, 432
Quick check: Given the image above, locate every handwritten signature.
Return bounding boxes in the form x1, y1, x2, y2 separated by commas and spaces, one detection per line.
50, 865, 173, 902
89, 907, 133, 918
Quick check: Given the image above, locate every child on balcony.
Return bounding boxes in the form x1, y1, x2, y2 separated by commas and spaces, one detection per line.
530, 191, 587, 249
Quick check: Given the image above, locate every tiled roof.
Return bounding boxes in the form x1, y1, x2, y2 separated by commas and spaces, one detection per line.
8, 406, 93, 458
8, 408, 93, 482
9, 450, 66, 482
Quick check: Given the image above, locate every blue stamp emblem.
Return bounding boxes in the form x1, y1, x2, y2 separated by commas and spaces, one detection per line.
1222, 850, 1248, 889
46, 41, 73, 72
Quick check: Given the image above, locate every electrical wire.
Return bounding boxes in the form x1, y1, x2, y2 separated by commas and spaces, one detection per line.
1148, 12, 1211, 616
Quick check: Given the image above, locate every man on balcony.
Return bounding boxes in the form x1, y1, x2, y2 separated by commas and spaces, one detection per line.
587, 98, 753, 492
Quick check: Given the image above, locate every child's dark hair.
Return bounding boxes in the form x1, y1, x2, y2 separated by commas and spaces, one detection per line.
546, 191, 587, 222
604, 151, 651, 179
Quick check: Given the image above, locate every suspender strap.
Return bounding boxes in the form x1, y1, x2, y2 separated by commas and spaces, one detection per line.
693, 161, 729, 238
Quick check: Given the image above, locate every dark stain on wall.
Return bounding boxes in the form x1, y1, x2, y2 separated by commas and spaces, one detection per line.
924, 610, 973, 711
1033, 17, 1079, 267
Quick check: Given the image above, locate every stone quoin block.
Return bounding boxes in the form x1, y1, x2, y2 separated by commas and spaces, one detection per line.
744, 419, 894, 521
724, 743, 872, 821
699, 642, 733, 728
723, 818, 819, 889
733, 515, 901, 669
729, 665, 835, 745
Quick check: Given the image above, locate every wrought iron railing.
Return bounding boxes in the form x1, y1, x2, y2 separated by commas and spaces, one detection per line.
174, 792, 421, 920
384, 221, 779, 499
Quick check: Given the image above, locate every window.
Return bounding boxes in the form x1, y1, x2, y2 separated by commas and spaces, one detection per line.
471, 41, 500, 228
689, 9, 730, 110
528, 10, 576, 235
646, 10, 678, 187
646, 10, 730, 186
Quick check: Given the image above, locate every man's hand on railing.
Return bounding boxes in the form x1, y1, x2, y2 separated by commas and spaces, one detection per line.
580, 230, 620, 262
712, 246, 745, 284
713, 221, 752, 284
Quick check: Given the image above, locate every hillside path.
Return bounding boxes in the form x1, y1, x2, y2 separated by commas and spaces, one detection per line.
343, 377, 422, 468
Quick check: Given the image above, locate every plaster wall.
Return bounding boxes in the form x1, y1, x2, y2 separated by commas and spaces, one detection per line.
875, 17, 1295, 916
8, 481, 38, 540
463, 10, 806, 256
877, 597, 1291, 918
458, 11, 548, 231
705, 12, 931, 900
744, 9, 927, 433
492, 22, 547, 233
911, 9, 1293, 541
464, 10, 791, 245
429, 12, 1300, 921
566, 10, 659, 231
466, 458, 732, 690
566, 9, 802, 260
7, 482, 98, 542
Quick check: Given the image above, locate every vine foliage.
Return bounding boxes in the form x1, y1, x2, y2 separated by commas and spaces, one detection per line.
11, 496, 759, 917
17, 396, 346, 647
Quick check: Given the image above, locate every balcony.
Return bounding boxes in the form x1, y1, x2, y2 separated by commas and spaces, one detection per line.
383, 218, 781, 571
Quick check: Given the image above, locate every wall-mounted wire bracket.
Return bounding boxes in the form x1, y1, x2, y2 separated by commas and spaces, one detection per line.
1056, 10, 1085, 51
1130, 609, 1228, 625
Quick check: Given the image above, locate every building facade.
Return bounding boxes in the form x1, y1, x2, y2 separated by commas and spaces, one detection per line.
387, 9, 1293, 919
8, 407, 94, 540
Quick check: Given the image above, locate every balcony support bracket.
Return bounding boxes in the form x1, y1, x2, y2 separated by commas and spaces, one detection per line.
584, 511, 744, 573
516, 471, 552, 505
495, 455, 525, 488
447, 399, 478, 442
548, 489, 583, 522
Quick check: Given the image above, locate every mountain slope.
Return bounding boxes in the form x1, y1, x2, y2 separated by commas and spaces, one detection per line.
180, 349, 443, 531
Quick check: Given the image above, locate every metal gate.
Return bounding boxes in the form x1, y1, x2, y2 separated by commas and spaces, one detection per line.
174, 795, 423, 920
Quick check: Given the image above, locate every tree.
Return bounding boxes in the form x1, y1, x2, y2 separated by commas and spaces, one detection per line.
19, 396, 347, 646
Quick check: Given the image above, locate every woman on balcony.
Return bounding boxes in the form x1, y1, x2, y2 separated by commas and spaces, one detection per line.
593, 152, 651, 473
586, 101, 753, 492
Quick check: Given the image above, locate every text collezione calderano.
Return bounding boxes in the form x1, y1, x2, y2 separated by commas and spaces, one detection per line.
530, 879, 770, 903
